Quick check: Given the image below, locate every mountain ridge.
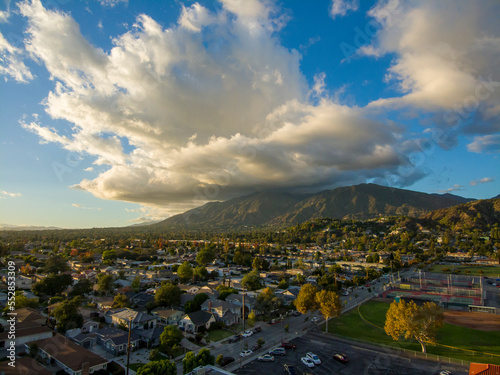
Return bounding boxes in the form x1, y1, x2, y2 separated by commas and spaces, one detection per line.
150, 183, 478, 230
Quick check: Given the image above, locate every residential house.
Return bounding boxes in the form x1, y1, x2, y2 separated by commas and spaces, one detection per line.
96, 327, 140, 355
178, 310, 216, 333
151, 308, 184, 325
106, 308, 157, 330
225, 293, 256, 314
15, 275, 33, 290
134, 326, 164, 348
0, 356, 52, 375
0, 308, 53, 350
26, 334, 108, 375
201, 299, 241, 326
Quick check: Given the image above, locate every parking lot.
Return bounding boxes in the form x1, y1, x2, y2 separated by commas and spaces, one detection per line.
231, 332, 468, 375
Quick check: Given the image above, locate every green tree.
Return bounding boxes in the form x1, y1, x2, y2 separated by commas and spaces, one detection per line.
196, 348, 215, 367
241, 270, 262, 291
113, 294, 130, 308
316, 290, 341, 333
69, 279, 93, 297
256, 337, 265, 348
184, 293, 209, 314
149, 348, 163, 361
247, 310, 256, 327
160, 325, 183, 356
131, 275, 141, 292
194, 265, 209, 281
32, 274, 73, 296
255, 287, 282, 316
252, 257, 262, 270
215, 354, 224, 366
295, 283, 319, 315
155, 282, 181, 308
177, 261, 194, 283
284, 323, 289, 333
217, 287, 238, 301
196, 248, 216, 266
3, 291, 38, 312
183, 352, 197, 374
136, 359, 176, 375
385, 300, 444, 353
51, 297, 84, 333
96, 274, 114, 295
44, 255, 70, 274
102, 250, 117, 262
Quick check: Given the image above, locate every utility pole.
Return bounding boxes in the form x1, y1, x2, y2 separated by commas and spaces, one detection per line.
242, 287, 246, 332
126, 317, 132, 375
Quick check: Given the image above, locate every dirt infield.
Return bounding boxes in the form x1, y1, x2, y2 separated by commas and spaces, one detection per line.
444, 310, 500, 331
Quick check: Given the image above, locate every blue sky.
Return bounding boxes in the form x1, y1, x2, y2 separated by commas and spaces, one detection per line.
0, 0, 499, 228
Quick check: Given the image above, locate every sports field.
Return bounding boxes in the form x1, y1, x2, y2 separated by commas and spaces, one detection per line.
326, 300, 500, 364
428, 264, 500, 277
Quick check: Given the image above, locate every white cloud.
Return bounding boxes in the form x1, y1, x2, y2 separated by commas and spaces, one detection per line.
0, 190, 21, 199
72, 203, 101, 210
0, 0, 10, 23
470, 177, 495, 186
467, 135, 500, 154
84, 167, 94, 172
98, 0, 127, 7
364, 1, 500, 135
16, 0, 422, 214
330, 0, 359, 19
0, 31, 33, 82
437, 184, 463, 194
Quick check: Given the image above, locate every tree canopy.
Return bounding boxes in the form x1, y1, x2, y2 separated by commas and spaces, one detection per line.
32, 274, 73, 296
155, 282, 181, 308
384, 300, 444, 353
177, 261, 194, 283
295, 283, 319, 315
241, 270, 263, 291
136, 359, 176, 375
51, 297, 83, 333
160, 325, 183, 356
315, 290, 341, 333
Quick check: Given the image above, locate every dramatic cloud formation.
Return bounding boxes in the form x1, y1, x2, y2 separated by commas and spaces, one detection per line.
16, 0, 416, 217
7, 0, 499, 221
364, 0, 500, 149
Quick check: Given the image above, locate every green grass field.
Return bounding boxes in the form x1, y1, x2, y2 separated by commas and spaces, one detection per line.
206, 329, 234, 342
428, 264, 500, 277
326, 300, 500, 365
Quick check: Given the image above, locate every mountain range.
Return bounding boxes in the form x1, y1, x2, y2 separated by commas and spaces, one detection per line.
150, 183, 479, 230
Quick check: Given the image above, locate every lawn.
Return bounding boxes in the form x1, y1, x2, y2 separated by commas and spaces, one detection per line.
206, 329, 234, 342
428, 264, 500, 277
129, 363, 144, 372
326, 300, 500, 365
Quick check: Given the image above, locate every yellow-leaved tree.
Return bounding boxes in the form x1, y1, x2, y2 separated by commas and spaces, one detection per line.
315, 290, 341, 333
384, 300, 444, 353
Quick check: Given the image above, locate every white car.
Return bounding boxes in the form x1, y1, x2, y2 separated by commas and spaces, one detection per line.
440, 371, 452, 375
241, 330, 253, 337
240, 350, 253, 357
306, 352, 321, 365
311, 317, 318, 322
301, 357, 315, 368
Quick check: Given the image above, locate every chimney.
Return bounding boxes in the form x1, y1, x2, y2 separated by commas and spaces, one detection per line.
82, 362, 90, 375
208, 301, 212, 313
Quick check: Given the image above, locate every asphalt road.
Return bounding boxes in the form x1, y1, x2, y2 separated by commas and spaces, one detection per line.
230, 331, 468, 375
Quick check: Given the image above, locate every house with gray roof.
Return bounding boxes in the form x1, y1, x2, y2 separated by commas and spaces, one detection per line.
95, 327, 140, 355
178, 310, 216, 333
106, 308, 157, 330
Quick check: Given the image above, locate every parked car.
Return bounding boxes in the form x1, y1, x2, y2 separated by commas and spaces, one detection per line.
439, 371, 452, 375
333, 353, 349, 364
301, 357, 315, 368
283, 364, 297, 375
257, 354, 274, 362
291, 310, 301, 316
311, 317, 318, 322
253, 326, 262, 334
228, 335, 240, 343
281, 342, 296, 350
305, 352, 321, 365
242, 330, 253, 337
269, 348, 286, 356
220, 357, 235, 366
240, 350, 253, 357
